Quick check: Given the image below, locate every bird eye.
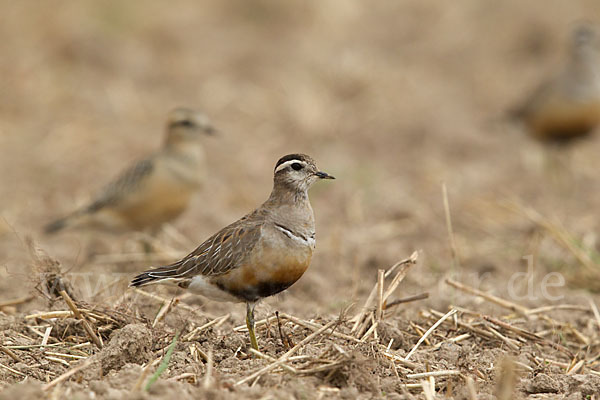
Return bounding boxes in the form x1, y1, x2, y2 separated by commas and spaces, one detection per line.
291, 163, 303, 171
178, 119, 194, 128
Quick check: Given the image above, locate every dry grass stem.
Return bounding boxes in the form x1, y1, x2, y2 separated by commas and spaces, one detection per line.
526, 304, 590, 315
513, 361, 534, 372
533, 356, 570, 368
189, 343, 209, 363
410, 322, 430, 346
351, 251, 418, 335
405, 308, 457, 360
376, 269, 385, 321
26, 311, 73, 320
46, 356, 70, 367
566, 359, 585, 375
382, 265, 416, 305
168, 373, 197, 382
483, 316, 541, 341
183, 314, 230, 341
445, 278, 530, 315
131, 289, 217, 319
152, 298, 179, 327
385, 293, 429, 310
487, 327, 520, 351
360, 321, 379, 342
589, 298, 600, 332
0, 362, 26, 377
42, 358, 94, 391
427, 309, 494, 339
381, 349, 419, 369
0, 345, 22, 362
248, 349, 297, 373
406, 370, 460, 379
59, 290, 103, 349
568, 326, 590, 345
442, 182, 460, 269
45, 352, 87, 360
41, 326, 52, 350
431, 333, 471, 350
278, 313, 361, 343
483, 315, 573, 357
235, 320, 338, 386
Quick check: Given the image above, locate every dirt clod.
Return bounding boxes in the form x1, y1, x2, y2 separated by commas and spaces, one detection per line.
567, 374, 600, 396
98, 324, 152, 375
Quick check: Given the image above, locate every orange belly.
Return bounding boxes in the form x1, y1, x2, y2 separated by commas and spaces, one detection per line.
116, 192, 191, 230
527, 99, 600, 142
211, 244, 313, 302
110, 174, 195, 231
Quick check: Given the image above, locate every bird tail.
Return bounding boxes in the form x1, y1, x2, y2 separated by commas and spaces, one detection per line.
129, 263, 186, 288
44, 215, 74, 234
43, 209, 88, 234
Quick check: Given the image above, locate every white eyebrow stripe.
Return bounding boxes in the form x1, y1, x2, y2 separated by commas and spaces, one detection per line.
274, 159, 306, 173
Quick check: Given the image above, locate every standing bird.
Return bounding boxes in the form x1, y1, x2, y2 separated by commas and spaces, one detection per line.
130, 154, 335, 350
510, 24, 600, 144
44, 108, 215, 234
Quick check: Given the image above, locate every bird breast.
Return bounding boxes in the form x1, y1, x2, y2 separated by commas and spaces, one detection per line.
162, 151, 205, 188
208, 224, 314, 302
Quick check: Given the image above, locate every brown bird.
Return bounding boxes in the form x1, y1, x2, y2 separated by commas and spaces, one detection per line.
130, 154, 334, 350
44, 108, 215, 234
510, 24, 600, 144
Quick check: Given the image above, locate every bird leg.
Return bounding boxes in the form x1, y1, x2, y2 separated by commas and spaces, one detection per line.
246, 302, 259, 351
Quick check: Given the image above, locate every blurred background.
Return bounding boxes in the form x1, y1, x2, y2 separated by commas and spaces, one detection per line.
2, 0, 600, 317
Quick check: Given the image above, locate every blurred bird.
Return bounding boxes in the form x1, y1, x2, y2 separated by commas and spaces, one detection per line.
130, 154, 334, 350
510, 24, 600, 144
44, 108, 215, 235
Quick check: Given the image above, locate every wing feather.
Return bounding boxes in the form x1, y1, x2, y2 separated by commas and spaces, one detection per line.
87, 158, 155, 213
130, 216, 264, 287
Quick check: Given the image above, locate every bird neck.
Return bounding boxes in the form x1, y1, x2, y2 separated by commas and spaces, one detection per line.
263, 183, 315, 232
570, 47, 600, 80
265, 181, 310, 207
163, 136, 204, 161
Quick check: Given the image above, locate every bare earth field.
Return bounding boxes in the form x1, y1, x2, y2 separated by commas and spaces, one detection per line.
2, 1, 600, 399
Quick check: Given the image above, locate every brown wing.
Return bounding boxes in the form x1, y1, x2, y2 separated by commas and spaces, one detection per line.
44, 157, 156, 234
87, 157, 155, 213
130, 215, 264, 287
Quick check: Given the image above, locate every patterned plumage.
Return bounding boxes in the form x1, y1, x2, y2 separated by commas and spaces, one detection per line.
44, 107, 215, 234
130, 218, 263, 288
130, 153, 334, 350
86, 160, 155, 214
510, 24, 600, 144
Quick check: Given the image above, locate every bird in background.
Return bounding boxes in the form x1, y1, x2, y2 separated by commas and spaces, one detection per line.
509, 23, 600, 145
44, 107, 216, 235
130, 154, 335, 351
